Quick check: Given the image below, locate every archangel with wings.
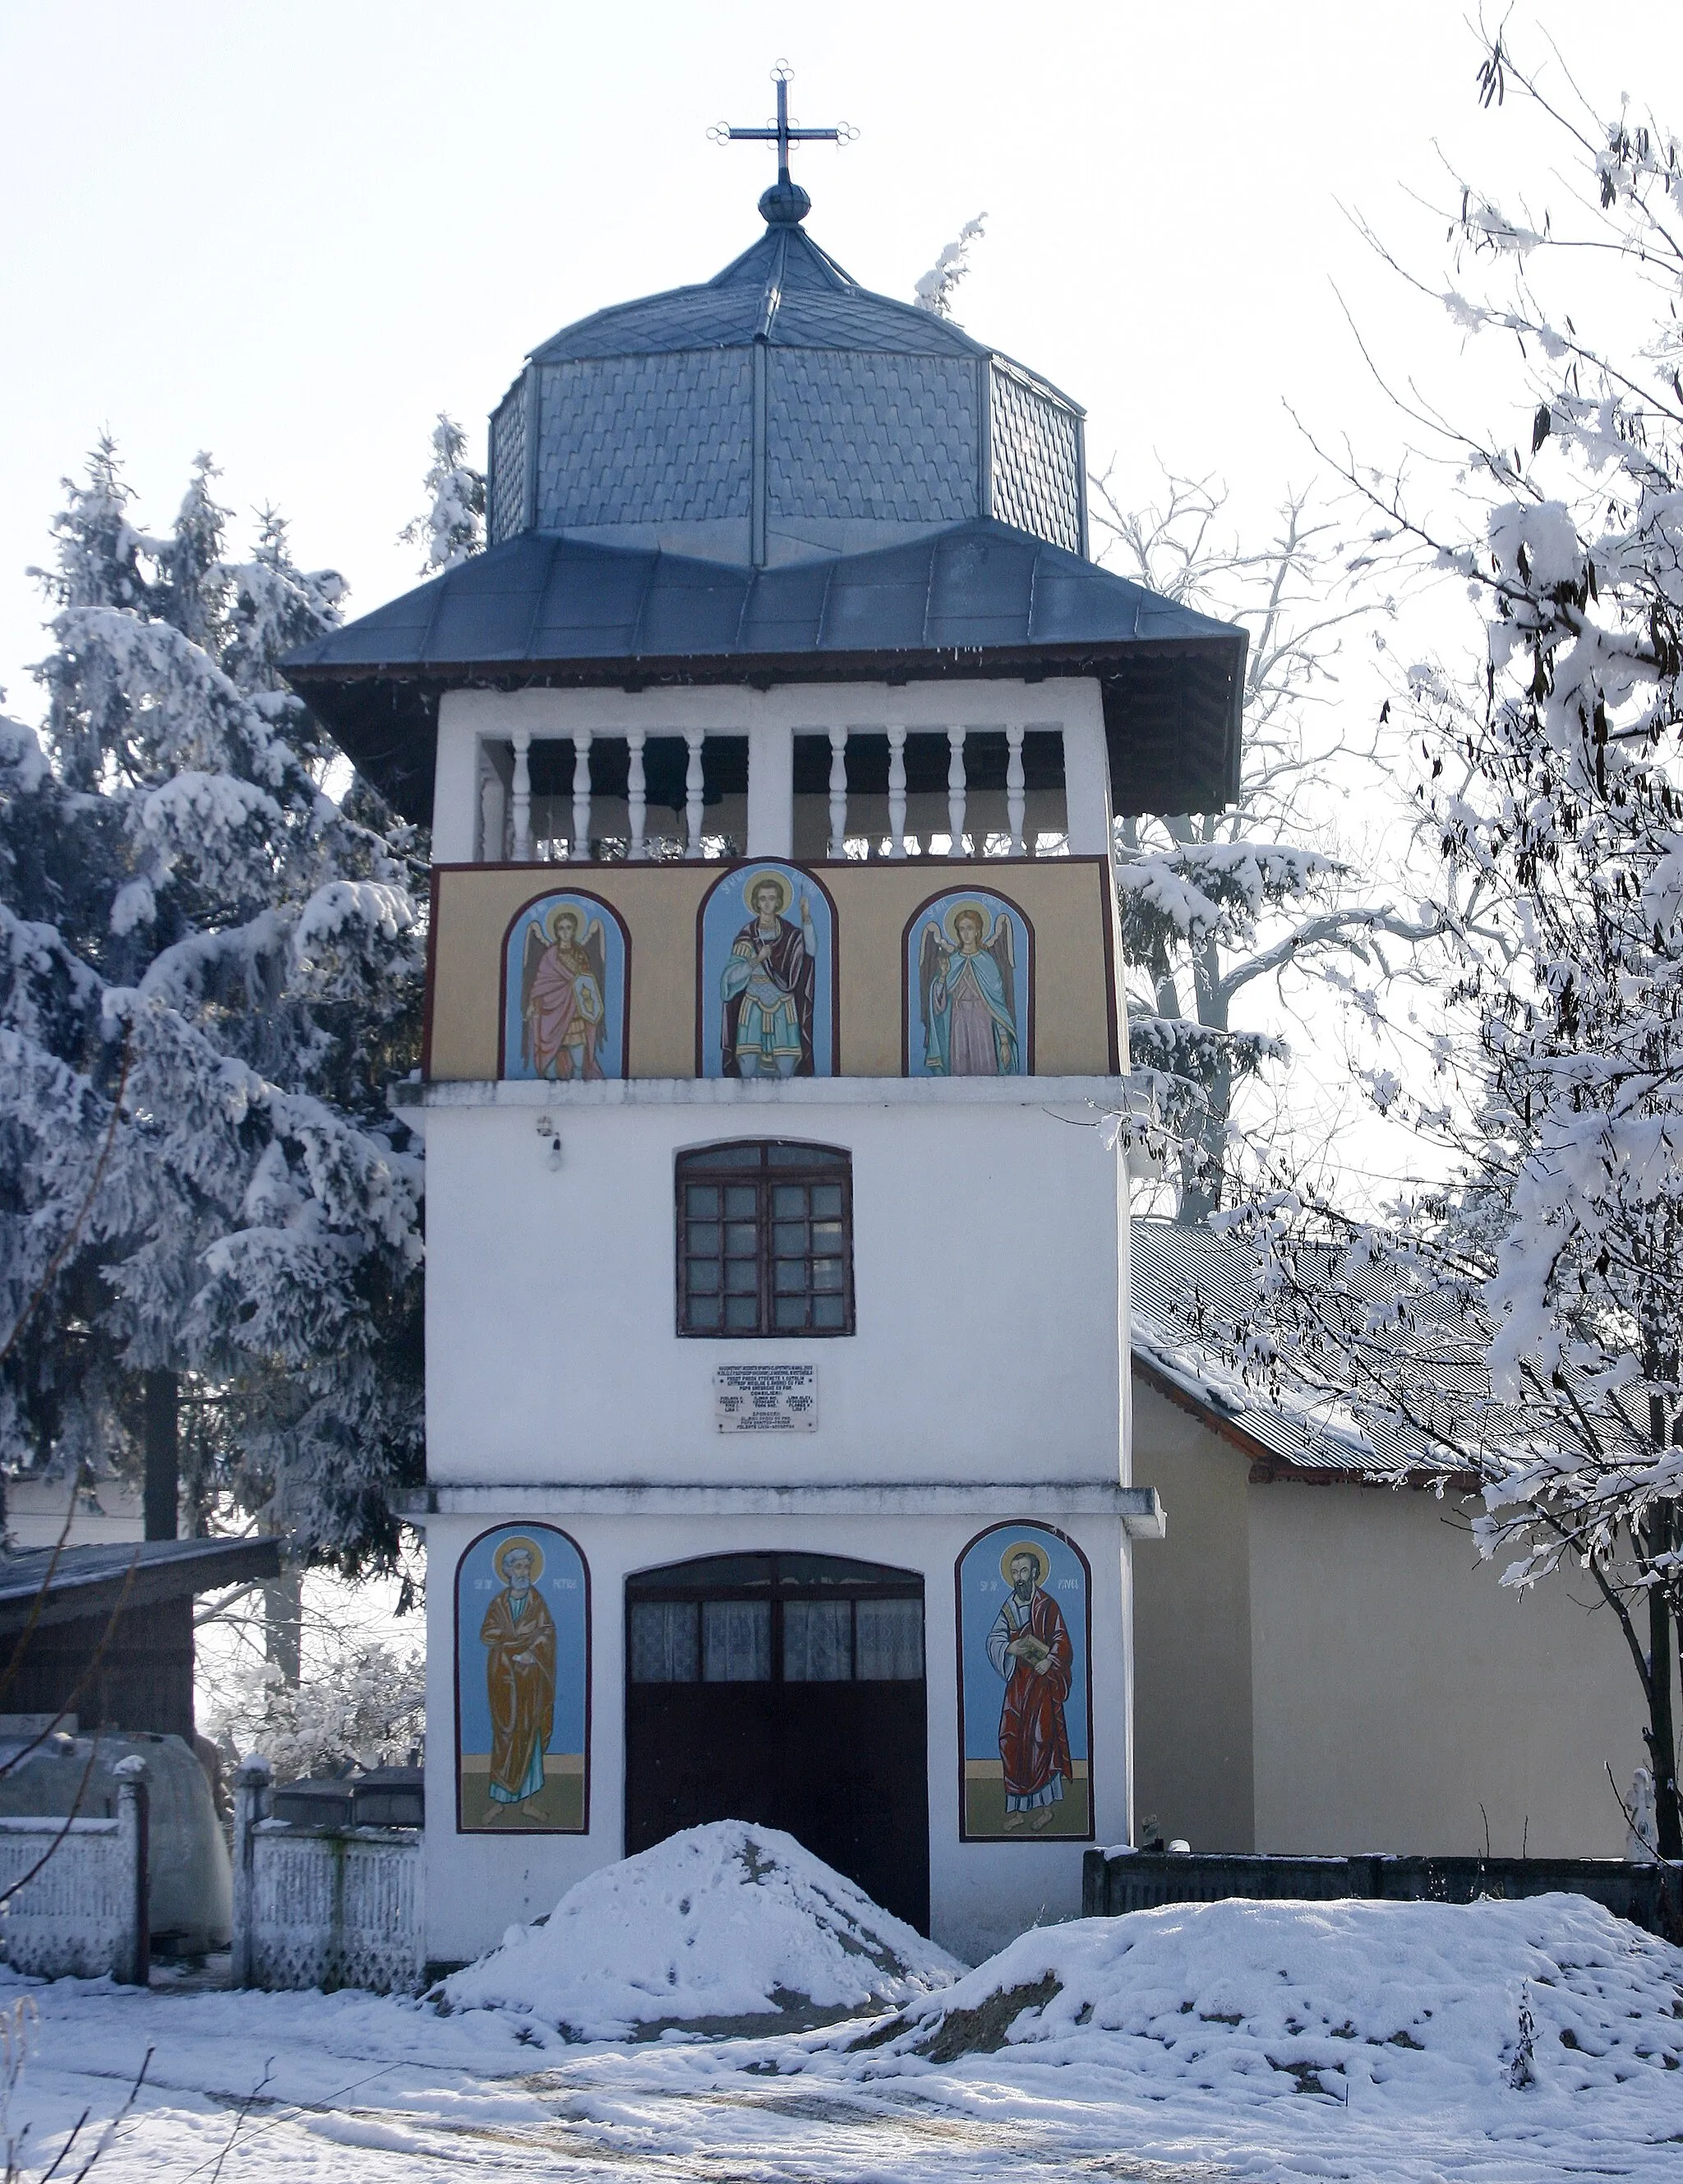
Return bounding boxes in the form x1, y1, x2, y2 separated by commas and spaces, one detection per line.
919, 901, 1020, 1075
520, 903, 608, 1080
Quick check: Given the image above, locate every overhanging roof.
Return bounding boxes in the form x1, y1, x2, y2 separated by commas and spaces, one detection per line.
284, 519, 1246, 826
0, 1537, 281, 1636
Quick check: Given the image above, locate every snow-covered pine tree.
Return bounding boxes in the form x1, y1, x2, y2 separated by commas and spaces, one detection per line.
1, 441, 426, 1568
399, 413, 486, 575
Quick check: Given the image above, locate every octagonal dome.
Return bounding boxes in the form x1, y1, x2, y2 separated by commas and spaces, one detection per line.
486, 222, 1086, 569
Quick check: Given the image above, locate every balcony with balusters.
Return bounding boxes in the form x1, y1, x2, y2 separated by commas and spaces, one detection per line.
422, 682, 1123, 1086
473, 721, 1074, 866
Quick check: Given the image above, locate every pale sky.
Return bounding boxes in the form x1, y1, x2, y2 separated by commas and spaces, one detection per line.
3, 1, 1677, 1198
7, 0, 1676, 711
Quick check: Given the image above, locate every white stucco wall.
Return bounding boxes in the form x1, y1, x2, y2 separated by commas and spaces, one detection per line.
417, 1080, 1128, 1488
422, 1503, 1130, 1969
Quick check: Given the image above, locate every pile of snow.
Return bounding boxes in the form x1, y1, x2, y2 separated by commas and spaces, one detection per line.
440, 1821, 961, 2040
848, 1893, 1683, 2108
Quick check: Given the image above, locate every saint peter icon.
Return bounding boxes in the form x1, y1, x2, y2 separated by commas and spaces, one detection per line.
481, 1536, 556, 1811
985, 1540, 1074, 1829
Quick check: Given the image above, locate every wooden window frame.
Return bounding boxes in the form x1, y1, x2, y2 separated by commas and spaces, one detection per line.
675, 1141, 855, 1338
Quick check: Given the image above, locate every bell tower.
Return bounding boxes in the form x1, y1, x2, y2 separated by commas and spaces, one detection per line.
285, 80, 1245, 1965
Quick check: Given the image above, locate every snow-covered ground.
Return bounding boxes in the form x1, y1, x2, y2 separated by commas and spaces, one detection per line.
7, 1886, 1683, 2181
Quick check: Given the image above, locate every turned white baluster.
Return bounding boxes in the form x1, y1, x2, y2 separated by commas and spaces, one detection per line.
512, 729, 533, 862
1006, 723, 1026, 857
684, 726, 706, 858
570, 728, 593, 862
827, 726, 848, 857
480, 764, 506, 864
947, 727, 967, 857
627, 729, 648, 861
887, 727, 908, 860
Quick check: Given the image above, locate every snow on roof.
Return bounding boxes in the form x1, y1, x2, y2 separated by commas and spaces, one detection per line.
1129, 1220, 1644, 1485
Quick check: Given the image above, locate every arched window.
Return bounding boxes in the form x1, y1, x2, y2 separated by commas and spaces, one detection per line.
675, 1142, 854, 1337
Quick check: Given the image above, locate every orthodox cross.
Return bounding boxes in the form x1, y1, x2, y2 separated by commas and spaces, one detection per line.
711, 64, 855, 219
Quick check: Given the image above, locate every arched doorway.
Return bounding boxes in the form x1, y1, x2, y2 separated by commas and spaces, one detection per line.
625, 1552, 929, 1932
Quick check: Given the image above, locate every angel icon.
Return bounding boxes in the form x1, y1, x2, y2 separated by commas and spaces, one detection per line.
520, 903, 608, 1080
918, 902, 1020, 1076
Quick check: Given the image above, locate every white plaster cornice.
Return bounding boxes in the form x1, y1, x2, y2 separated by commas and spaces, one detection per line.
399, 1480, 1165, 1537
395, 1074, 1130, 1113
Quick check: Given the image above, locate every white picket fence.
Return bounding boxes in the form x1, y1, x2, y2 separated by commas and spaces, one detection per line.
0, 1756, 150, 1983
231, 1760, 425, 1995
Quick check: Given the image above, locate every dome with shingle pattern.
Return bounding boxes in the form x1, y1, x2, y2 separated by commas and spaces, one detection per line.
486, 222, 1087, 569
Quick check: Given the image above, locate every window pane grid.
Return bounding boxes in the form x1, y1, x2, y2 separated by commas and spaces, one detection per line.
633, 1593, 923, 1683
677, 1143, 853, 1337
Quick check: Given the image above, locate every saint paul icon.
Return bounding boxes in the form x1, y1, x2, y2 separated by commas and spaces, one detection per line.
957, 1521, 1092, 1840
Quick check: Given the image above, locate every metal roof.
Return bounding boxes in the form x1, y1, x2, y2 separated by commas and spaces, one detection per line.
488, 222, 1091, 564
284, 519, 1246, 825
529, 224, 999, 367
0, 1536, 281, 1635
1129, 1220, 1642, 1485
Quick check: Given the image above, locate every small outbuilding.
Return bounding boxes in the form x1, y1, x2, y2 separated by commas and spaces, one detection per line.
0, 1536, 280, 1744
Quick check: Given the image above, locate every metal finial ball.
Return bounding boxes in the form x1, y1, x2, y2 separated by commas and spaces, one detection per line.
759, 178, 811, 226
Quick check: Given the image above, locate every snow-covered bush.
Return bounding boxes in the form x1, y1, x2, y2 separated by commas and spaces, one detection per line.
196, 1563, 425, 1782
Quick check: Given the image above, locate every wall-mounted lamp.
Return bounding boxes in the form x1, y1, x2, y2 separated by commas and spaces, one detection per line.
536, 1113, 562, 1169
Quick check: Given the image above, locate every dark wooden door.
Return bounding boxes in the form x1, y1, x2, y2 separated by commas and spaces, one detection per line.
625, 1554, 930, 1934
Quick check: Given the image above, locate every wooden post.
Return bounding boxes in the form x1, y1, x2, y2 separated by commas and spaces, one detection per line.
479, 756, 505, 863
684, 727, 706, 858
231, 1755, 271, 1988
142, 1369, 178, 1541
511, 730, 533, 861
627, 730, 647, 861
113, 1755, 149, 1986
1006, 723, 1026, 857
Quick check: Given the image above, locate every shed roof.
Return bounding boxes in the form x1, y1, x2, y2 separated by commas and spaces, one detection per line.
0, 1537, 281, 1636
1128, 1219, 1642, 1487
284, 518, 1246, 825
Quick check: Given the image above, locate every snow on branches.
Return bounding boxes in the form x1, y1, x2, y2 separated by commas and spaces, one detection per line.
913, 215, 987, 320
1, 445, 426, 1567
399, 413, 485, 575
1091, 467, 1438, 1221
1210, 27, 1683, 1851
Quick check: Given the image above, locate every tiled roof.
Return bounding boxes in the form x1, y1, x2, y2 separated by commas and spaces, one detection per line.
486, 221, 1088, 562
528, 226, 995, 364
